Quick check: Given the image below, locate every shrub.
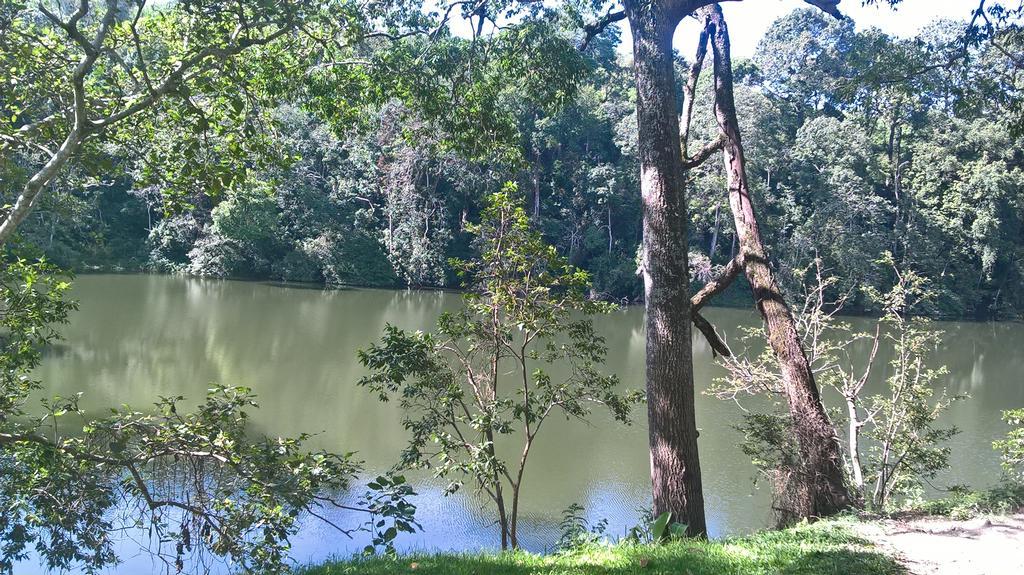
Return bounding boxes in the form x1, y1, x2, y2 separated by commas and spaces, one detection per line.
995, 409, 1024, 481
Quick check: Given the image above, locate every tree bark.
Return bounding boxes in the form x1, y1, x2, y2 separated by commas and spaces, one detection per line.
494, 479, 510, 549
680, 25, 710, 159
0, 132, 85, 246
625, 0, 707, 537
846, 397, 865, 491
709, 205, 720, 258
702, 3, 852, 520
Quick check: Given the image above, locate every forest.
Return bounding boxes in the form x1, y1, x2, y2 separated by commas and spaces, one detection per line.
6, 0, 1024, 319
1, 0, 1024, 574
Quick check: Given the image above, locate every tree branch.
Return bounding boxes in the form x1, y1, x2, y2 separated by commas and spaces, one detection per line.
688, 254, 743, 358
693, 311, 732, 357
682, 134, 725, 170
692, 253, 743, 313
0, 7, 301, 247
579, 9, 626, 51
802, 0, 845, 19
680, 23, 710, 154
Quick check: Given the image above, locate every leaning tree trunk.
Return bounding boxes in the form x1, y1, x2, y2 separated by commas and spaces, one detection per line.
702, 4, 851, 520
624, 0, 707, 537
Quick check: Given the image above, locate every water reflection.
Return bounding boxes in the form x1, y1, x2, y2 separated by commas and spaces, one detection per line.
21, 274, 1023, 573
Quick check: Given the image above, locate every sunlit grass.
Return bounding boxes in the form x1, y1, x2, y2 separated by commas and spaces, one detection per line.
301, 520, 904, 575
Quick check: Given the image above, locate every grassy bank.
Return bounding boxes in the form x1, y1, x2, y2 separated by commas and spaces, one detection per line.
301, 520, 903, 575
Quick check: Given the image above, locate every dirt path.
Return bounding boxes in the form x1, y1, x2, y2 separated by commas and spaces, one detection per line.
856, 514, 1024, 575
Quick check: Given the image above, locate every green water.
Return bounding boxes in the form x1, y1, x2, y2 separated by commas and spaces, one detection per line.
28, 274, 1024, 572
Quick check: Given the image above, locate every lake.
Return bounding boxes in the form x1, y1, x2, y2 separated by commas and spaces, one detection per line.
22, 274, 1024, 573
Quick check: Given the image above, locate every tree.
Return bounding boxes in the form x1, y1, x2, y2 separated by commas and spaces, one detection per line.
0, 0, 288, 244
187, 183, 282, 278
963, 0, 1024, 135
575, 0, 867, 537
620, 0, 710, 536
995, 408, 1024, 481
0, 4, 440, 570
377, 103, 459, 287
714, 256, 962, 516
0, 0, 443, 247
752, 8, 856, 115
699, 3, 853, 518
0, 256, 417, 574
784, 116, 890, 300
17, 0, 1024, 318
857, 258, 961, 509
358, 187, 642, 549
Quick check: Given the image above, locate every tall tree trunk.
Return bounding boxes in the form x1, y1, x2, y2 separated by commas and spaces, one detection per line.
703, 4, 851, 520
532, 144, 542, 218
607, 205, 613, 253
625, 0, 707, 537
708, 205, 720, 259
845, 397, 865, 491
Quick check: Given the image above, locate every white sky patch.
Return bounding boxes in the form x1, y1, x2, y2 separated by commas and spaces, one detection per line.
635, 0, 980, 59
438, 0, 981, 59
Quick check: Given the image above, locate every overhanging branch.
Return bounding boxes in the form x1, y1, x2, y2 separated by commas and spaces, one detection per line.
689, 254, 744, 357
680, 23, 710, 153
802, 0, 844, 19
692, 253, 743, 313
579, 9, 626, 51
693, 311, 731, 357
682, 134, 725, 170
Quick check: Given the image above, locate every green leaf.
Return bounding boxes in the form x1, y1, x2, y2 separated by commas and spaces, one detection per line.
650, 511, 672, 541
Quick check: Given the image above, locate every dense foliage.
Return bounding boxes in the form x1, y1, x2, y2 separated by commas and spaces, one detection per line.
3, 0, 1024, 571
6, 6, 1023, 319
996, 408, 1024, 481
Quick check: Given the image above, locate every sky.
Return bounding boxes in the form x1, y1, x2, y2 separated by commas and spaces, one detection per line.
628, 0, 981, 58
443, 0, 982, 58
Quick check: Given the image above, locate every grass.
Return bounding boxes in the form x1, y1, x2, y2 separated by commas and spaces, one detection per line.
300, 520, 904, 575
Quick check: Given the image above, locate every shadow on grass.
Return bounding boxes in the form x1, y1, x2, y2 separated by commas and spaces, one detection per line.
777, 548, 906, 575
303, 530, 906, 575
